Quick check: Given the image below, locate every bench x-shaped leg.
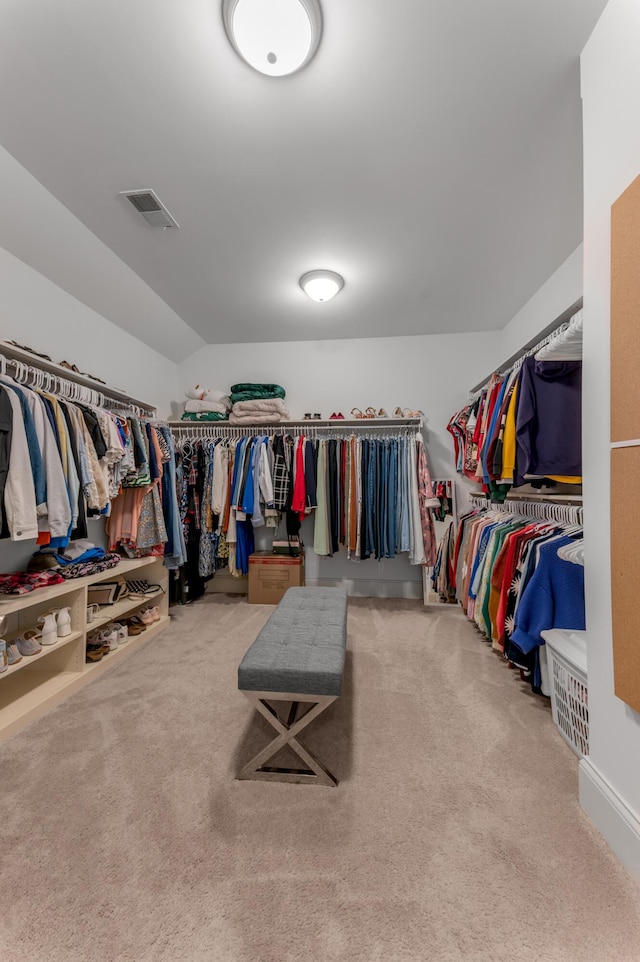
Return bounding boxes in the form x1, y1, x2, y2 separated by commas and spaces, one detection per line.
238, 690, 338, 787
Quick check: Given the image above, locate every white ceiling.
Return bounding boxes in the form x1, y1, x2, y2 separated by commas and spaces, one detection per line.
0, 1, 607, 357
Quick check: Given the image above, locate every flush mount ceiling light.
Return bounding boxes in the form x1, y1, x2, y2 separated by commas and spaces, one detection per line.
300, 270, 344, 303
222, 0, 322, 77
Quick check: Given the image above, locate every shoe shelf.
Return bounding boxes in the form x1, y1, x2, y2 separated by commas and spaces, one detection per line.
0, 556, 169, 743
84, 615, 170, 681
0, 630, 85, 682
89, 590, 165, 633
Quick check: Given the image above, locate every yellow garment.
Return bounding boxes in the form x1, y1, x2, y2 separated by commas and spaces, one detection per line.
546, 476, 582, 484
500, 380, 518, 483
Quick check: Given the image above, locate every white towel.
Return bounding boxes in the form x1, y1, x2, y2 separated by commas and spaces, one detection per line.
184, 399, 229, 415
232, 398, 289, 415
229, 410, 289, 424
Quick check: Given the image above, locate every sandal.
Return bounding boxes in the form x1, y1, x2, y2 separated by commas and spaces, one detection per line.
351, 408, 365, 419
365, 407, 377, 418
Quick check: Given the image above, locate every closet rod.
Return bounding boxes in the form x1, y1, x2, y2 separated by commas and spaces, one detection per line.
469, 493, 583, 523
0, 341, 156, 415
470, 491, 583, 505
469, 297, 583, 394
168, 417, 422, 430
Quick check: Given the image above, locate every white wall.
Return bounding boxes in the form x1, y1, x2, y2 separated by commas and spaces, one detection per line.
0, 246, 178, 417
500, 244, 583, 360
178, 330, 500, 595
0, 245, 180, 571
580, 0, 640, 879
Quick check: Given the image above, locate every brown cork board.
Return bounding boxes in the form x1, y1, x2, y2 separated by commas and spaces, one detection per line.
611, 446, 640, 713
611, 172, 640, 442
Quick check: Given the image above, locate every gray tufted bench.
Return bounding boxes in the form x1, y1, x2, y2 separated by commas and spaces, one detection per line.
237, 586, 348, 787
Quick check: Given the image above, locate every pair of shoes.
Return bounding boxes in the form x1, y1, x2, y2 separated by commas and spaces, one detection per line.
6, 641, 22, 666
393, 407, 425, 418
15, 630, 42, 657
88, 628, 118, 652
37, 608, 72, 646
59, 360, 80, 373
139, 606, 161, 625
125, 617, 147, 636
303, 413, 322, 420
7, 341, 52, 361
329, 412, 345, 420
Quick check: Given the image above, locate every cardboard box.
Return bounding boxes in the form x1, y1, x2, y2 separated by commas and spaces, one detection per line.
248, 550, 305, 605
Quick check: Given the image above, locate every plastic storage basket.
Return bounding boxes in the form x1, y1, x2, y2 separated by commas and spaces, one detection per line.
540, 629, 588, 758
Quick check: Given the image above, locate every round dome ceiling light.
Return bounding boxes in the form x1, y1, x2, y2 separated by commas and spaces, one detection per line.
300, 270, 344, 303
222, 0, 323, 77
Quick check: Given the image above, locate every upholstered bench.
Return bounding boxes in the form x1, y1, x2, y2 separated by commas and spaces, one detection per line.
237, 586, 348, 787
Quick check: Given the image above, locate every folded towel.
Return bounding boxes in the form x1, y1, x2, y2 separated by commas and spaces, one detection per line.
232, 398, 289, 415
184, 399, 229, 414
230, 383, 286, 404
180, 411, 229, 422
229, 411, 288, 424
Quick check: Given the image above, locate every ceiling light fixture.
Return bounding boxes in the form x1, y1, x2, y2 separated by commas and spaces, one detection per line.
222, 0, 322, 77
300, 270, 344, 303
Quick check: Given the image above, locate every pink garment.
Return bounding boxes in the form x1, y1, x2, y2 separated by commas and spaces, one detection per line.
416, 439, 439, 566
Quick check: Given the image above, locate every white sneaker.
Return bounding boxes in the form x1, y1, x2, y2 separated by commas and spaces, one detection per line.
99, 628, 119, 650
111, 623, 128, 644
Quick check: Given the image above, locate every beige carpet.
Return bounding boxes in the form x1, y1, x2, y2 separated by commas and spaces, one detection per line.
1, 595, 639, 962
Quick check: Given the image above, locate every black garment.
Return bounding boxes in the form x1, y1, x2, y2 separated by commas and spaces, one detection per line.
80, 406, 107, 459
326, 440, 338, 555
59, 401, 88, 540
304, 439, 317, 508
360, 440, 370, 560
0, 387, 13, 538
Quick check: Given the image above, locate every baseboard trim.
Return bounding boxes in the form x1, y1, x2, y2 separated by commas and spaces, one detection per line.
579, 757, 640, 881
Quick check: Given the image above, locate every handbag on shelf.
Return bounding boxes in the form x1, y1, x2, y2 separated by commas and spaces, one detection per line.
87, 579, 127, 606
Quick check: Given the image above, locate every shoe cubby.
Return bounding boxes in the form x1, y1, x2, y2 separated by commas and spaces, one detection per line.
0, 556, 169, 742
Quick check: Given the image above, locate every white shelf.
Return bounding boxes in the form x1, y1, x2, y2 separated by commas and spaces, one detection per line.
169, 417, 422, 429
0, 630, 84, 681
83, 616, 170, 680
0, 556, 169, 743
88, 590, 165, 632
0, 556, 161, 614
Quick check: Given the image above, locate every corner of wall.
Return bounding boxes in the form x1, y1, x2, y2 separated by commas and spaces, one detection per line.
580, 758, 640, 882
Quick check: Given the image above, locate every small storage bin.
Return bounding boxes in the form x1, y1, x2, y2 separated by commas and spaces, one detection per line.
541, 629, 588, 758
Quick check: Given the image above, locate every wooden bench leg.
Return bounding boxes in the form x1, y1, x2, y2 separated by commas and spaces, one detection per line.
238, 690, 338, 787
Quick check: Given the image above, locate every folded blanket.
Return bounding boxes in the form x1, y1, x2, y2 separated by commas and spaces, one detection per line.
232, 398, 289, 415
181, 411, 229, 422
184, 399, 229, 414
229, 411, 287, 424
230, 383, 286, 404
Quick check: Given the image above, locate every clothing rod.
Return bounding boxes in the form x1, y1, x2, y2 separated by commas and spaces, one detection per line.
470, 491, 583, 504
168, 417, 422, 430
469, 493, 583, 523
469, 297, 583, 394
0, 341, 156, 414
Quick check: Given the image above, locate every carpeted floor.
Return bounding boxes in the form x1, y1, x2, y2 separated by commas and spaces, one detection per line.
1, 594, 639, 962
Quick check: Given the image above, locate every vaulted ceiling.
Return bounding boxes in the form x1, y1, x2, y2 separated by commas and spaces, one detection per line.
0, 1, 607, 359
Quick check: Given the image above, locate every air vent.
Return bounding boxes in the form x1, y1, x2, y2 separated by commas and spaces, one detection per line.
119, 188, 179, 229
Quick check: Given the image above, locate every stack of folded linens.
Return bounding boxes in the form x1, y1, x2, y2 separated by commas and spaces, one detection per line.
181, 388, 231, 422
228, 384, 289, 424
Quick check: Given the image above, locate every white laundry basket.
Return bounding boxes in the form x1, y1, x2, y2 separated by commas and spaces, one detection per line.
540, 629, 588, 758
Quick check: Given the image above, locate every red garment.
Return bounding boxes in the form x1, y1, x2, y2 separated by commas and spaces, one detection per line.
291, 437, 307, 520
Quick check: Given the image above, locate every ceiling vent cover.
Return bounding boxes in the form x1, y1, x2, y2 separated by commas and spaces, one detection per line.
119, 188, 179, 229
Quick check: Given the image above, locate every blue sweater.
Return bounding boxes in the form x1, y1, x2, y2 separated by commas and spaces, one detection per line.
511, 540, 585, 655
